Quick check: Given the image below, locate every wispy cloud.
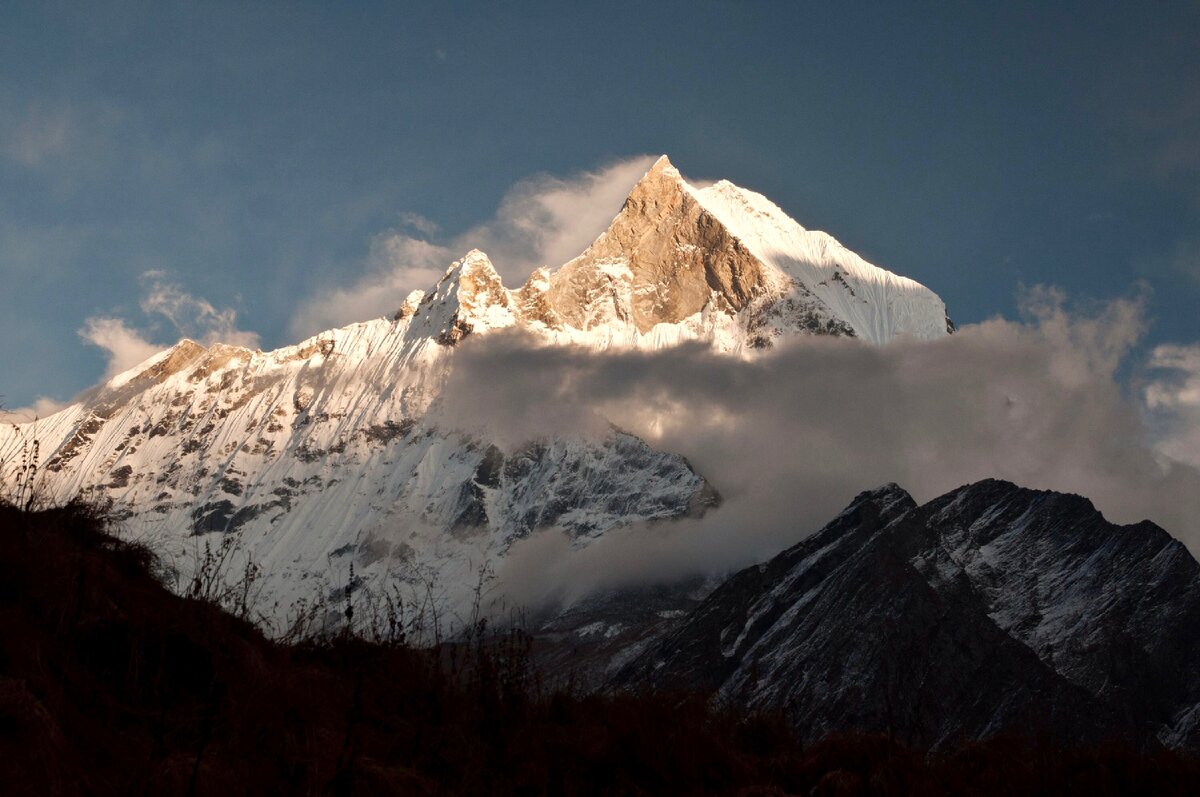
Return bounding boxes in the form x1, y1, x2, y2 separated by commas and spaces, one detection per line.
3, 101, 77, 167
139, 271, 260, 350
3, 272, 261, 419
474, 155, 658, 279
288, 236, 451, 337
289, 155, 657, 338
397, 211, 440, 236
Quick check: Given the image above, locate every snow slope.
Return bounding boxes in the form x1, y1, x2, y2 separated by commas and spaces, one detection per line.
683, 175, 951, 343
0, 156, 950, 631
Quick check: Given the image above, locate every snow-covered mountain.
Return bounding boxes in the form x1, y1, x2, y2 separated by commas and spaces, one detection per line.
617, 479, 1200, 749
0, 156, 950, 630
407, 155, 952, 350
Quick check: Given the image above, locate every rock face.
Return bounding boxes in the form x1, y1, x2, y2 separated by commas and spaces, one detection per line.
547, 156, 777, 334
398, 155, 952, 352
0, 155, 949, 631
616, 480, 1200, 749
426, 156, 951, 349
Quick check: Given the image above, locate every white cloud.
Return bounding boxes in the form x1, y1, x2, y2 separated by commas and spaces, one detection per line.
139, 272, 260, 349
78, 316, 164, 381
1016, 283, 1148, 385
0, 396, 73, 423
1144, 343, 1200, 468
288, 155, 658, 338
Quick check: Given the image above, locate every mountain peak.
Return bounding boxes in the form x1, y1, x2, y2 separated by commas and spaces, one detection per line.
429, 249, 505, 298
546, 154, 775, 334
647, 153, 677, 175
620, 479, 1200, 748
460, 247, 496, 271
439, 248, 498, 281
852, 482, 916, 510
105, 338, 208, 391
395, 156, 948, 348
629, 153, 684, 196
418, 249, 517, 345
613, 155, 686, 220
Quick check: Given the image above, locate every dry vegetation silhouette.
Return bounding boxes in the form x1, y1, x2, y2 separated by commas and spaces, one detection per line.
0, 498, 1198, 795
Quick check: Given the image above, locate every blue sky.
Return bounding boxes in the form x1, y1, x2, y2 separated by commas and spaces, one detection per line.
2, 1, 1199, 411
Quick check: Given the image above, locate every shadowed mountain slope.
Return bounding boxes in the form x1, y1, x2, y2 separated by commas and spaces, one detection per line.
617, 480, 1200, 750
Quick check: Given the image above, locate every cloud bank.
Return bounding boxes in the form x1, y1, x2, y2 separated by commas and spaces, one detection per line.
289, 155, 657, 337
425, 290, 1200, 610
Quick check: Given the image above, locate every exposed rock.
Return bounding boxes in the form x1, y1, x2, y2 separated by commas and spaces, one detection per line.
548, 156, 773, 333
615, 480, 1200, 749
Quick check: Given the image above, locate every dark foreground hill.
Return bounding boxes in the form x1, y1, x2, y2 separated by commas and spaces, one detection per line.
618, 480, 1200, 751
2, 501, 1199, 795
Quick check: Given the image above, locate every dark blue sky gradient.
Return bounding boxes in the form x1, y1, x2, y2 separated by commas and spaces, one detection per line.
2, 1, 1198, 406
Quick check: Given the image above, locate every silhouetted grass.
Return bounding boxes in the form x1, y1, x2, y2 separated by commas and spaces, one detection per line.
1, 501, 1197, 795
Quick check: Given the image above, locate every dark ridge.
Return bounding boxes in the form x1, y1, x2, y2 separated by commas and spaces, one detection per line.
1, 501, 1198, 795
618, 478, 1200, 755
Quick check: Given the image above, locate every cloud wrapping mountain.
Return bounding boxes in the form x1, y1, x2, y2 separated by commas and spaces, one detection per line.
444, 291, 1200, 610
